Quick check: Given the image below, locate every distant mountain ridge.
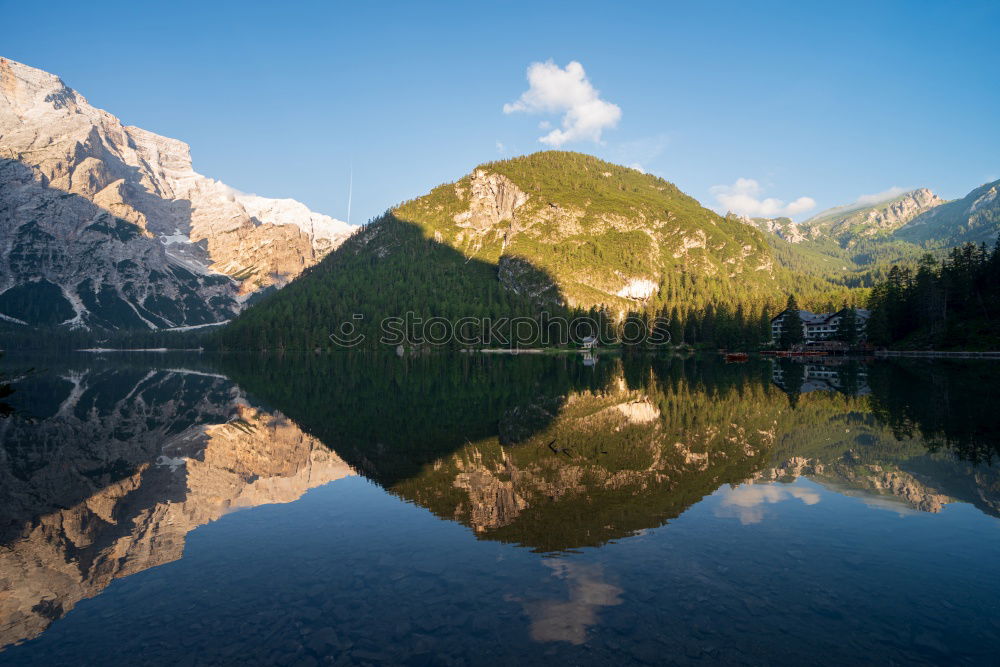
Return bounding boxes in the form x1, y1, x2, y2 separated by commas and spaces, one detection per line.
802, 188, 943, 244
740, 188, 944, 246
897, 180, 1000, 246
0, 57, 355, 330
738, 181, 1000, 272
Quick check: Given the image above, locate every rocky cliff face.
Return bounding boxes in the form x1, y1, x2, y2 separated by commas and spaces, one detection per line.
0, 57, 354, 329
0, 367, 353, 649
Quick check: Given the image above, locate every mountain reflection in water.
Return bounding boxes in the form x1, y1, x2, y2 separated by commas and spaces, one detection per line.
221, 354, 1000, 549
1, 352, 998, 664
0, 361, 353, 648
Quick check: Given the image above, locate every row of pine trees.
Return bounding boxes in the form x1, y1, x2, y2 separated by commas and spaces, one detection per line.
866, 241, 1000, 348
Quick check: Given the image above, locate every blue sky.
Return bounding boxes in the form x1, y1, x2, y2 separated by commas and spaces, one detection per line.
5, 0, 998, 223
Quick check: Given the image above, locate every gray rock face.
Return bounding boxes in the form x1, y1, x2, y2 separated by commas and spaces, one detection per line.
0, 57, 355, 330
454, 169, 529, 230
452, 169, 530, 257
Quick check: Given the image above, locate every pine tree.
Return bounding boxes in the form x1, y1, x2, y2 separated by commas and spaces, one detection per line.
779, 295, 804, 349
836, 304, 858, 346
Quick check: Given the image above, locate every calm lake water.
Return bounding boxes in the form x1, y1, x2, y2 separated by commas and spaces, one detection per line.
1, 352, 999, 665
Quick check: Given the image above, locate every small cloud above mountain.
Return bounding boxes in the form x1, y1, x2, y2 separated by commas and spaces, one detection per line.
710, 178, 816, 218
852, 186, 908, 207
504, 60, 621, 147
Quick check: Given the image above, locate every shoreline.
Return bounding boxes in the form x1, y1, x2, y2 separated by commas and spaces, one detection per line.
77, 348, 204, 353
874, 350, 1000, 359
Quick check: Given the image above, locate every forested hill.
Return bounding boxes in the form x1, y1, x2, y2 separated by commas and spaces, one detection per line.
213, 152, 856, 350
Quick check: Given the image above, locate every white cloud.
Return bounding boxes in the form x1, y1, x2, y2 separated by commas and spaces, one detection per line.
710, 178, 816, 218
496, 141, 506, 154
504, 60, 622, 146
851, 186, 907, 207
628, 162, 646, 174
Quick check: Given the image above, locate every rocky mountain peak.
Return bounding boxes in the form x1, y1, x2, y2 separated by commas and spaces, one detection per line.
909, 187, 939, 205
0, 57, 80, 118
0, 57, 357, 330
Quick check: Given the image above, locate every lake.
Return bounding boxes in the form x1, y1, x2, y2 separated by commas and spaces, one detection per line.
1, 352, 999, 665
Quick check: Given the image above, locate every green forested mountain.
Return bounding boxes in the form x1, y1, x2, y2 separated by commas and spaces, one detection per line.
214, 152, 856, 350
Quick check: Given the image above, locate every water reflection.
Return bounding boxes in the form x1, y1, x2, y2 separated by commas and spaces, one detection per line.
518, 562, 622, 645
0, 352, 998, 662
219, 355, 781, 552
0, 361, 352, 649
715, 484, 822, 525
772, 358, 870, 395
222, 354, 1000, 550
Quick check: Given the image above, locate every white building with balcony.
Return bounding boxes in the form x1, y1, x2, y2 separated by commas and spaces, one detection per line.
770, 308, 870, 345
